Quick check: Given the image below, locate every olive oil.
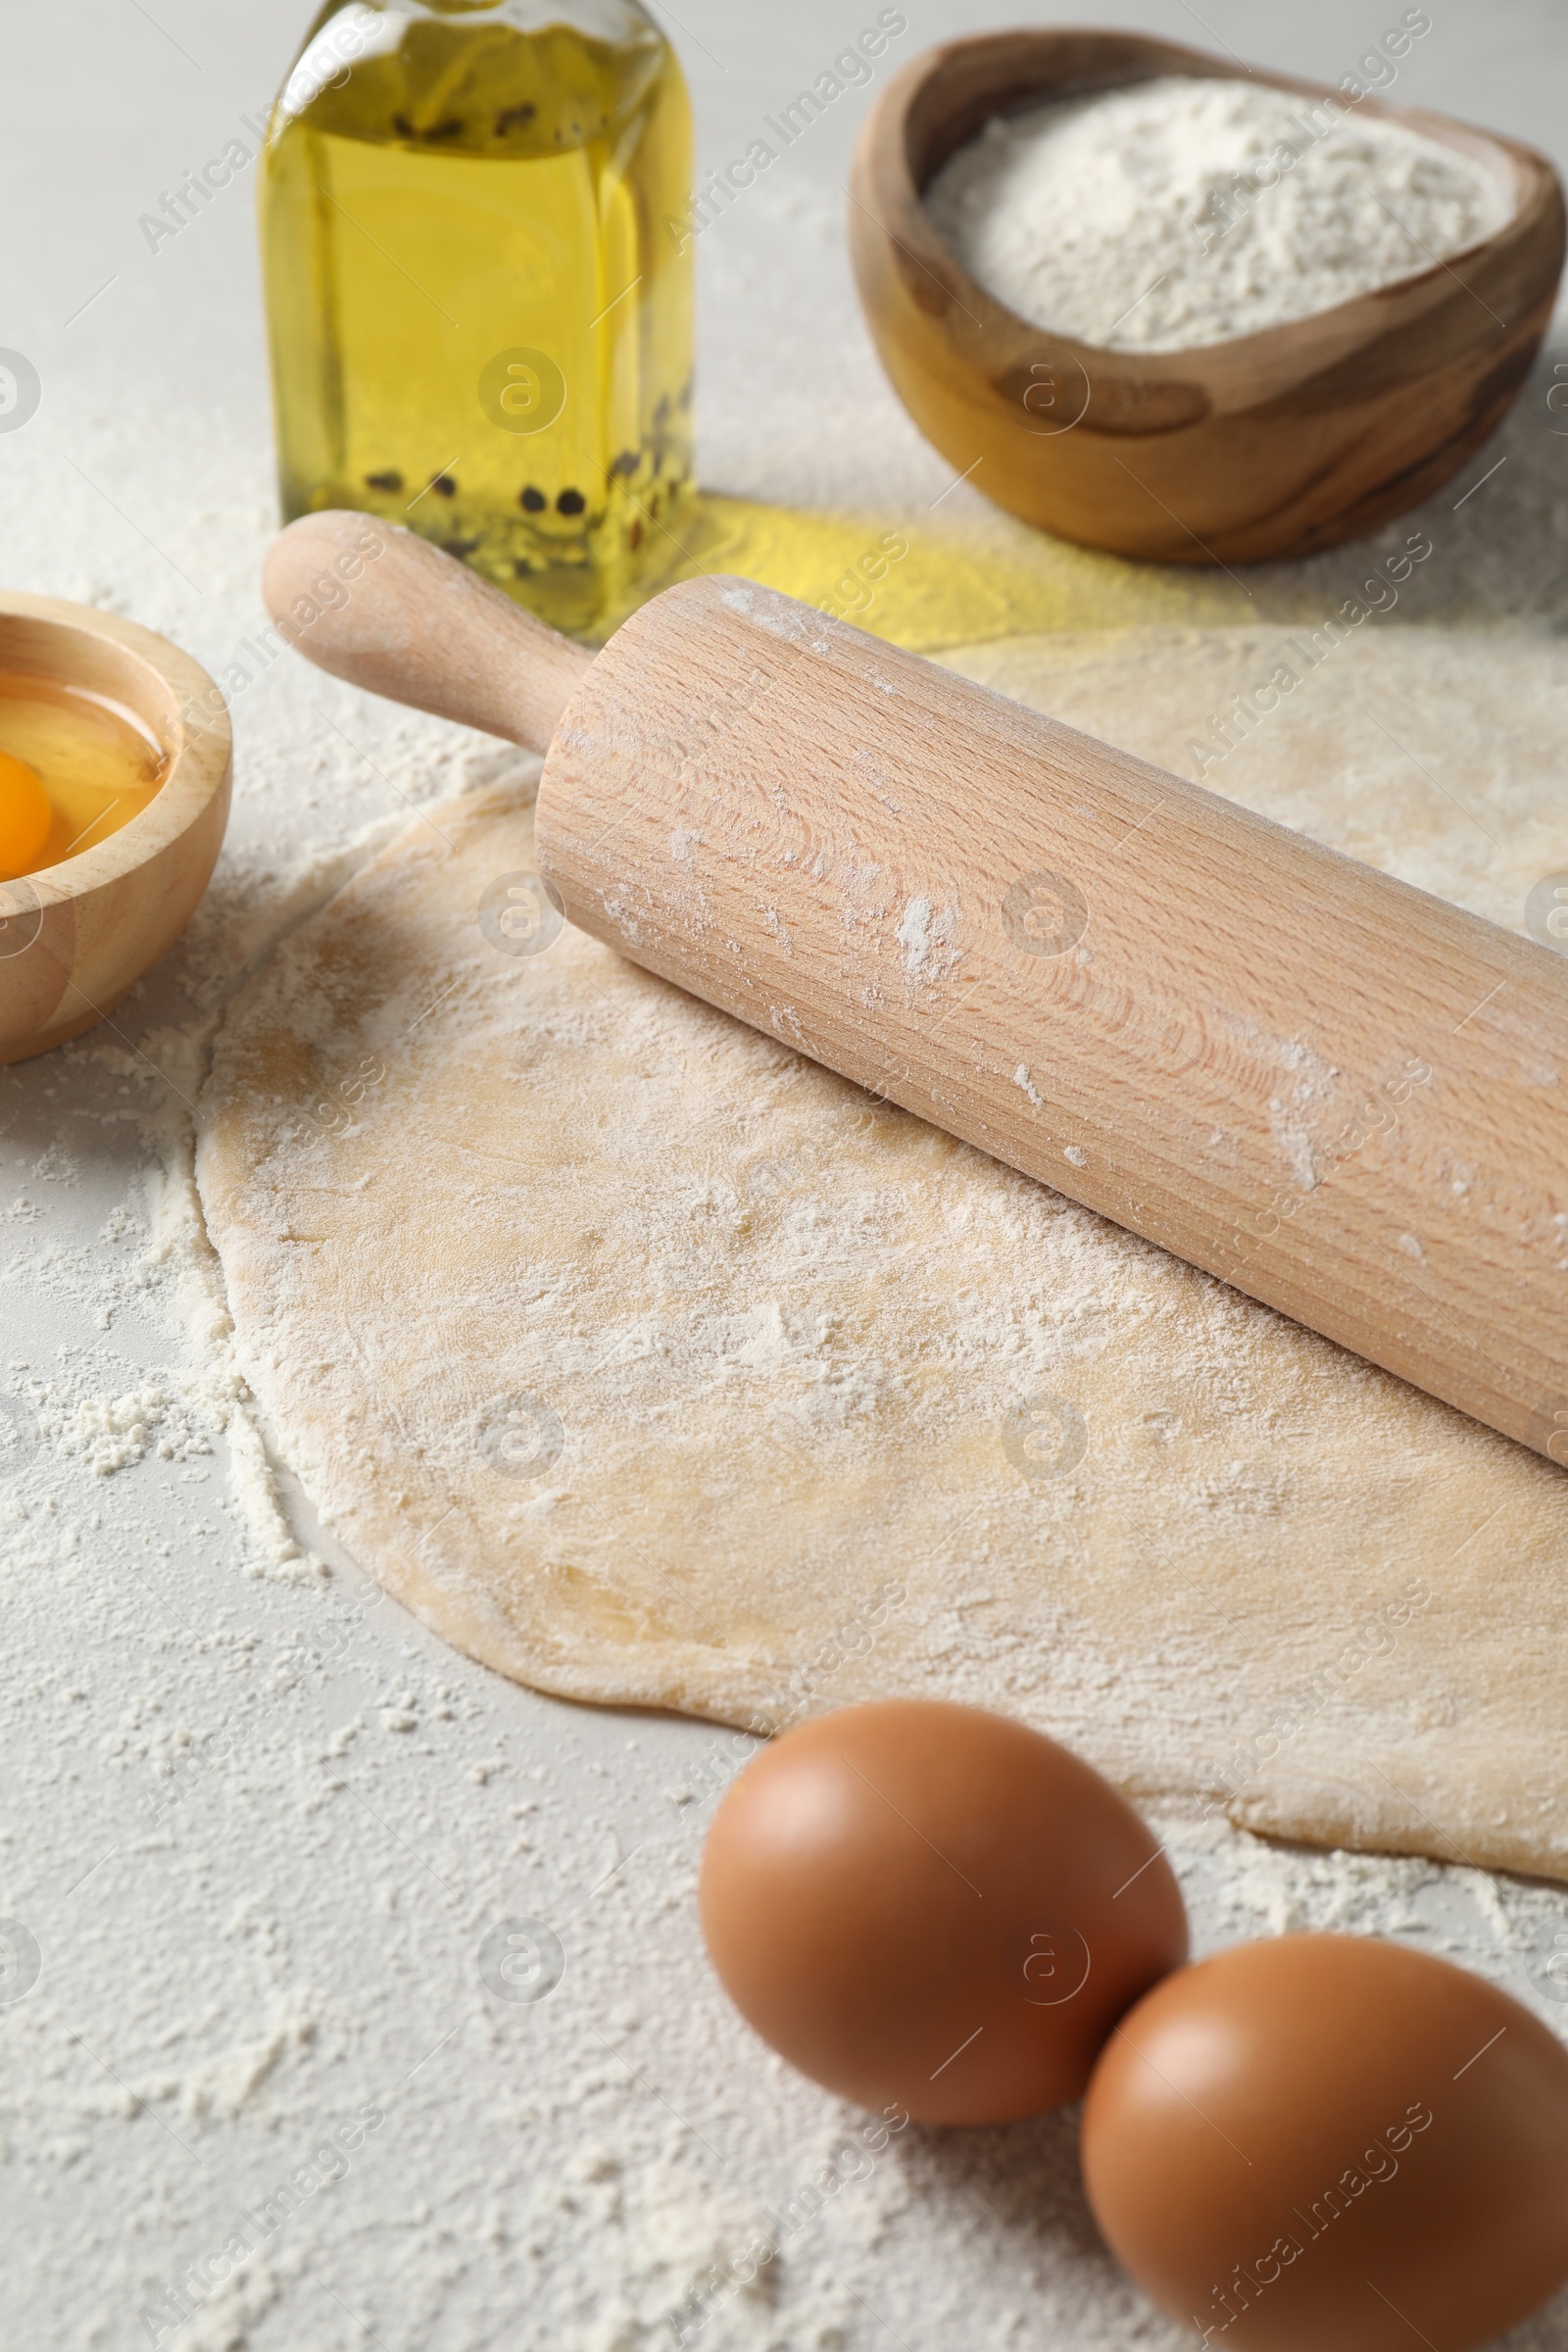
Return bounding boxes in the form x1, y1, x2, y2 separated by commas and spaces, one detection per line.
260, 1, 693, 638
0, 676, 168, 881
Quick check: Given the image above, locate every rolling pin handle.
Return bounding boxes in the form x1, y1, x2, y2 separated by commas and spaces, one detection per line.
262, 512, 596, 756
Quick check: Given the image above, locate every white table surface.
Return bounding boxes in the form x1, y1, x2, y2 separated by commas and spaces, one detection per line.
6, 5, 1568, 2348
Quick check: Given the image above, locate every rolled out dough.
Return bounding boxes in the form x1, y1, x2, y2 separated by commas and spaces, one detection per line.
197, 625, 1568, 1882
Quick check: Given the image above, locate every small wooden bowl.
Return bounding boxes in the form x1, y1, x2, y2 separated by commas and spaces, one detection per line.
0, 595, 230, 1066
849, 30, 1567, 564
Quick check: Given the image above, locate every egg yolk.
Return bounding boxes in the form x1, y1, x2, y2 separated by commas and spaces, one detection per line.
0, 751, 52, 880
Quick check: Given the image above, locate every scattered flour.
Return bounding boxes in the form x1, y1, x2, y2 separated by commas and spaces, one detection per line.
924, 74, 1514, 350
39, 1020, 328, 1582
161, 2263, 278, 2352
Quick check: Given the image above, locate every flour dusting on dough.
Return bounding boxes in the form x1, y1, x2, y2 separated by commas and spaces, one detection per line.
196, 627, 1568, 1886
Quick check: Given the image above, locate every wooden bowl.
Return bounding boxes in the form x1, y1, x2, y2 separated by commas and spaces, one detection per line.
848, 30, 1566, 564
0, 595, 230, 1066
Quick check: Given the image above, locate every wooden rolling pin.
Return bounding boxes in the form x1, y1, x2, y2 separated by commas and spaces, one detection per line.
265, 514, 1568, 1466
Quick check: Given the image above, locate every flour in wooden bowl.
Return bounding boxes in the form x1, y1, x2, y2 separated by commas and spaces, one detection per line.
924, 73, 1514, 350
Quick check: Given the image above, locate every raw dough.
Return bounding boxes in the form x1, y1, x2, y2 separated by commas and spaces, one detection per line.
196, 625, 1568, 1881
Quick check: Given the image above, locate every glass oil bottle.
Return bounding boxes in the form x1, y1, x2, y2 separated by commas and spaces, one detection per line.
259, 0, 694, 638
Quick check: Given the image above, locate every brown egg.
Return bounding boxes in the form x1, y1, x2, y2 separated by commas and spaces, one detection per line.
1082, 1934, 1568, 2352
698, 1699, 1187, 2125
